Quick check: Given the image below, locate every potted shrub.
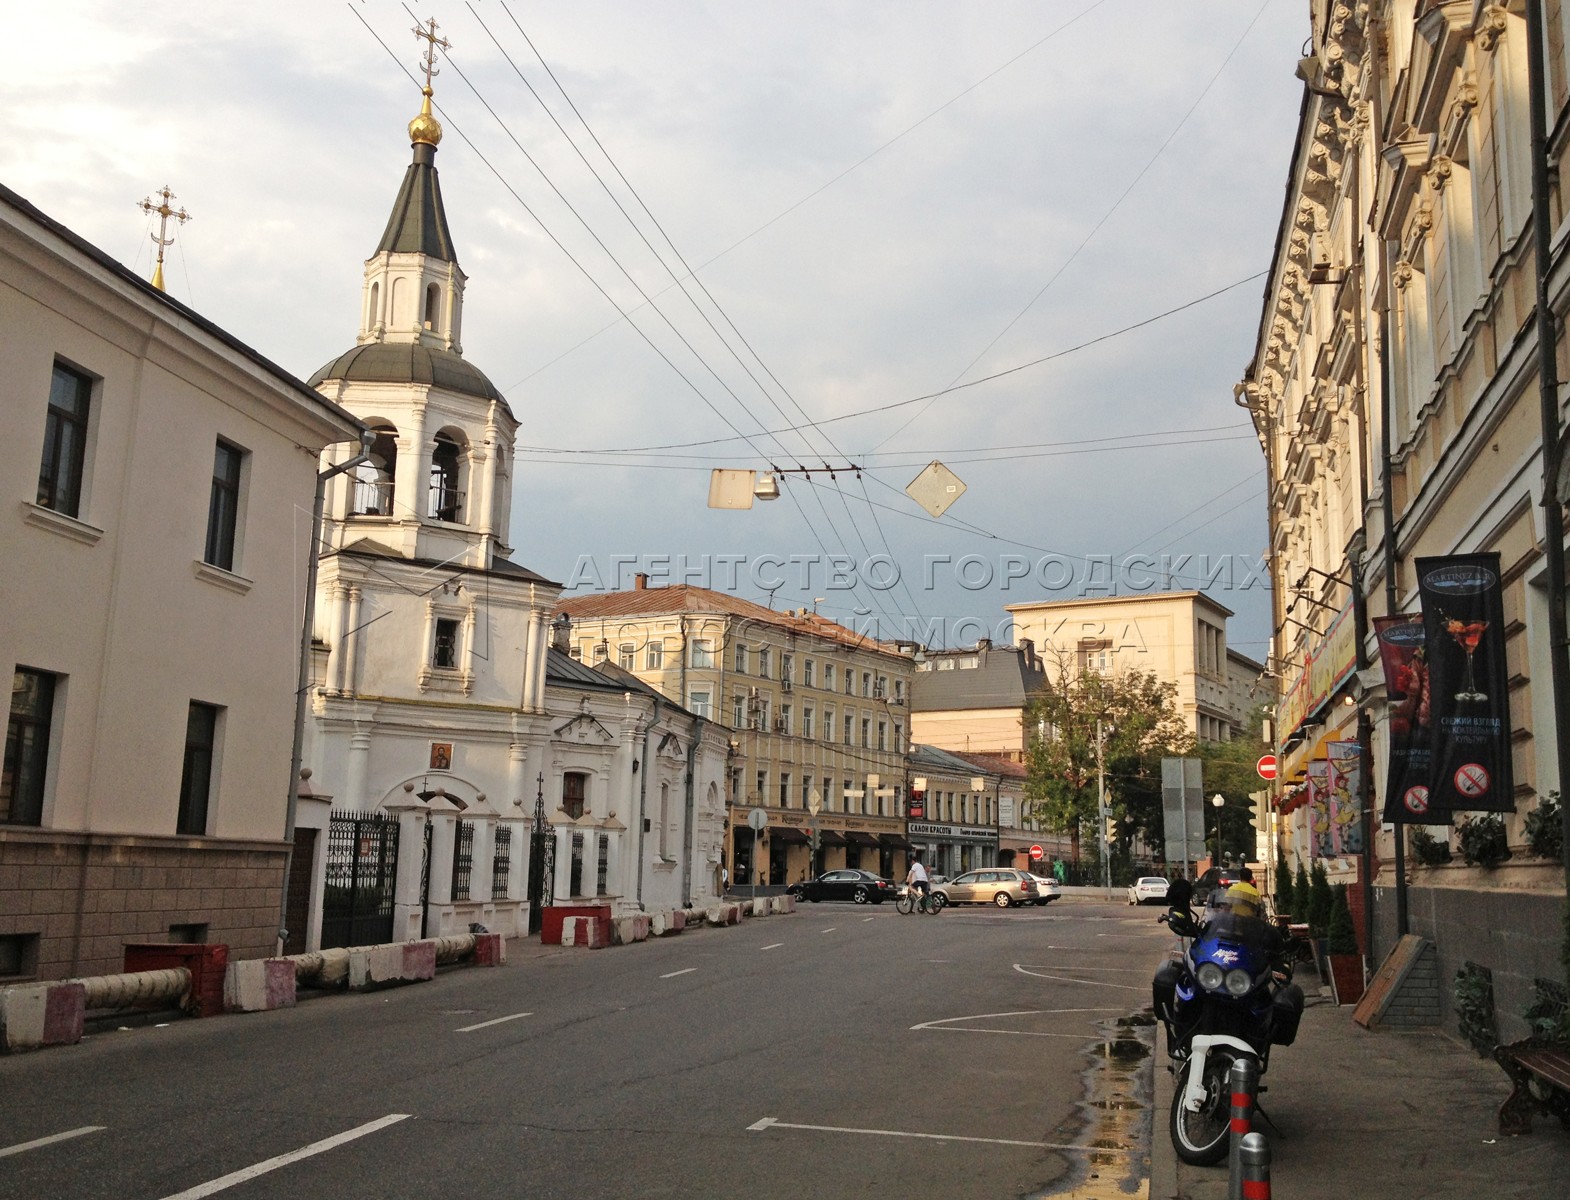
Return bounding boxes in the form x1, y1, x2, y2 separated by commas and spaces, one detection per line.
1524, 792, 1562, 863
1409, 826, 1452, 865
1272, 854, 1293, 922
1307, 861, 1334, 980
1457, 814, 1511, 868
1326, 884, 1364, 1005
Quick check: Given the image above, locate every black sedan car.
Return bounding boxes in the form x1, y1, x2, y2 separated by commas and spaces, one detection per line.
787, 869, 898, 905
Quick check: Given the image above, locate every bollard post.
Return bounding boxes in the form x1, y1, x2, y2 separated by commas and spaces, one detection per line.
1226, 1056, 1259, 1200
1239, 1131, 1271, 1199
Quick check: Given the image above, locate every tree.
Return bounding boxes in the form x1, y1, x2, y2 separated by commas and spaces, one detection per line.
1307, 860, 1334, 938
1293, 861, 1310, 918
1327, 884, 1357, 955
1023, 654, 1193, 862
1273, 853, 1293, 917
1193, 706, 1272, 865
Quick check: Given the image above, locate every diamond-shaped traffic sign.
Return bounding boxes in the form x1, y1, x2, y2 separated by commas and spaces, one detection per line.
905, 460, 967, 518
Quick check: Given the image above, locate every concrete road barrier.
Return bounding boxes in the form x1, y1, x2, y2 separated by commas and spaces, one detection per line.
613, 915, 651, 945
348, 941, 437, 990
0, 981, 86, 1053
224, 959, 296, 1013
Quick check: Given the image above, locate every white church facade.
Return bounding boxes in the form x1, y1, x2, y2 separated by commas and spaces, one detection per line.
290, 72, 726, 950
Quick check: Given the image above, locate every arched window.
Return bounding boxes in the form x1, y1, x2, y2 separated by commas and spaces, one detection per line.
352, 425, 398, 515
563, 771, 587, 820
367, 281, 380, 329
429, 431, 464, 522
424, 282, 440, 331
659, 783, 671, 858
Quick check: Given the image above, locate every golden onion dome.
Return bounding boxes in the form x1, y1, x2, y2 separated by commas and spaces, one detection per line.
408, 87, 443, 147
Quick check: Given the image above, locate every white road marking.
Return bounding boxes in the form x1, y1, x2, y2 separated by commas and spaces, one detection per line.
819, 927, 837, 934
1012, 964, 1143, 990
747, 1115, 1135, 1153
760, 943, 784, 950
911, 1008, 1123, 1039
863, 916, 875, 922
157, 1114, 411, 1199
1013, 964, 1148, 974
454, 1011, 533, 1032
0, 1126, 105, 1159
660, 968, 697, 979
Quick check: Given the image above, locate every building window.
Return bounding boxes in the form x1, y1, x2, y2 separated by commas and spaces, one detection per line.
1077, 638, 1112, 674
734, 642, 748, 673
562, 771, 587, 820
4, 669, 57, 826
893, 722, 902, 751
843, 714, 853, 746
691, 639, 714, 669
803, 660, 815, 688
205, 439, 244, 571
779, 772, 791, 808
424, 282, 441, 330
862, 672, 872, 698
877, 721, 887, 751
38, 362, 92, 517
352, 425, 398, 515
617, 643, 635, 670
861, 717, 871, 748
781, 654, 794, 686
779, 704, 792, 735
450, 819, 473, 900
492, 826, 512, 897
689, 689, 712, 719
823, 664, 835, 692
802, 776, 813, 809
592, 641, 609, 665
894, 679, 905, 703
645, 640, 664, 670
429, 432, 464, 522
0, 933, 40, 980
757, 648, 772, 679
597, 833, 611, 894
845, 670, 854, 696
433, 618, 460, 669
570, 832, 585, 897
823, 704, 834, 741
177, 701, 220, 835
803, 707, 815, 739
732, 693, 746, 728
756, 770, 767, 804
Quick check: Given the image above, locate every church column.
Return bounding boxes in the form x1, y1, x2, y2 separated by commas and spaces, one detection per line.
532, 611, 551, 711
522, 607, 541, 711
345, 728, 372, 810
343, 585, 364, 696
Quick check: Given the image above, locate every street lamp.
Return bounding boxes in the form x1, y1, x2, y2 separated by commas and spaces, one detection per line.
1211, 794, 1226, 866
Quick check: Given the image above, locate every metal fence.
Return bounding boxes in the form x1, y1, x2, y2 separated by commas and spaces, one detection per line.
321, 810, 400, 949
451, 819, 474, 901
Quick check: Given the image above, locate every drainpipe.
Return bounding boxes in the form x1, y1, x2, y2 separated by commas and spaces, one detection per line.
1525, 1, 1570, 896
276, 429, 373, 956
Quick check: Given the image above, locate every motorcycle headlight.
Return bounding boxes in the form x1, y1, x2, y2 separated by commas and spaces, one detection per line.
1224, 968, 1252, 997
1196, 963, 1225, 992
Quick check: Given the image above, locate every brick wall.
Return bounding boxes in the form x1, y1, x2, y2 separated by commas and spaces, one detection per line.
0, 829, 285, 981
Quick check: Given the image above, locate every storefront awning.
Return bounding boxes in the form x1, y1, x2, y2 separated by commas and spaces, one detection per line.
817, 829, 847, 846
879, 833, 913, 850
770, 827, 809, 845
844, 831, 880, 847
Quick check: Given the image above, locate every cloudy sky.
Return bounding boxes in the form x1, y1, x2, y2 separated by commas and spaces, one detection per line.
6, 1, 1309, 658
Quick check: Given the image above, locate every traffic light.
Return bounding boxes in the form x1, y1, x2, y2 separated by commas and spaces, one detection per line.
1104, 815, 1120, 845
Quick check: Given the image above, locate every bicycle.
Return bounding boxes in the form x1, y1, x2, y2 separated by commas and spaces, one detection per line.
895, 884, 946, 915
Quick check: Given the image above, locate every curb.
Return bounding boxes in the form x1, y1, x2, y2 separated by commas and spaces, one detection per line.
1150, 1028, 1176, 1200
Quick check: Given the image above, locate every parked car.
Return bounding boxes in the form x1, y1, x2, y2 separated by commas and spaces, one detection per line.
1027, 874, 1062, 905
787, 869, 898, 905
934, 868, 1039, 908
1127, 876, 1171, 906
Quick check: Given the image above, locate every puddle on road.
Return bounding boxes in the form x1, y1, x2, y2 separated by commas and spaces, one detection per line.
1024, 1011, 1154, 1200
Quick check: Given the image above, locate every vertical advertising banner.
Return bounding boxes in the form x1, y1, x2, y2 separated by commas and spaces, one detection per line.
1326, 740, 1363, 856
1417, 554, 1514, 812
1375, 614, 1437, 823
1307, 760, 1332, 857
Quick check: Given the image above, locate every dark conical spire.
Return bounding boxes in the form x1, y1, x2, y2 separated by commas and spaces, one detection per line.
376, 138, 457, 263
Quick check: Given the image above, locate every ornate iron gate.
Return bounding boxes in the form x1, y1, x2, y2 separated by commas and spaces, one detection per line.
526, 777, 554, 935
321, 809, 400, 948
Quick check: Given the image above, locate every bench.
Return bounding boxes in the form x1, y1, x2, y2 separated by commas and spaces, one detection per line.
1495, 1039, 1570, 1135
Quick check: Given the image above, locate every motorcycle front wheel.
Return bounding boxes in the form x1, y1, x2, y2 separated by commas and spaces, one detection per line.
1169, 1051, 1241, 1166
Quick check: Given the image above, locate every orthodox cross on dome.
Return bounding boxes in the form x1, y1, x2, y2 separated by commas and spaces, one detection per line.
137, 184, 191, 293
412, 16, 450, 90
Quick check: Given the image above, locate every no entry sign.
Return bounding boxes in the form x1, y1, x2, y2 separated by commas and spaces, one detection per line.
1256, 754, 1278, 780
1029, 844, 1044, 860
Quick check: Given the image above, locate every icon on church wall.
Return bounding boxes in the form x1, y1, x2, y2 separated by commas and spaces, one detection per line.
430, 742, 453, 771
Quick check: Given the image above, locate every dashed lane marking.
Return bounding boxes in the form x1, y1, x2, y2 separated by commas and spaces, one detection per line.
157, 1114, 411, 1199
660, 968, 697, 979
760, 943, 784, 950
0, 1126, 105, 1159
1013, 964, 1143, 990
455, 1011, 533, 1032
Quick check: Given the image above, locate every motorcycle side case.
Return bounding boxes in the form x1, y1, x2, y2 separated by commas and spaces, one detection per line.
1270, 981, 1305, 1045
1152, 958, 1183, 1024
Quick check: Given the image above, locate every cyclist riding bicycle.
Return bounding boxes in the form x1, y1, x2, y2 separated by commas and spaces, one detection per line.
905, 856, 930, 899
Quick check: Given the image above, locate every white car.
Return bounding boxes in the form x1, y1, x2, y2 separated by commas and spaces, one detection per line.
1028, 874, 1062, 905
1127, 876, 1170, 906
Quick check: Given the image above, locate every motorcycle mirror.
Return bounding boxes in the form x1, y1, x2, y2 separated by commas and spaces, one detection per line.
1166, 878, 1192, 908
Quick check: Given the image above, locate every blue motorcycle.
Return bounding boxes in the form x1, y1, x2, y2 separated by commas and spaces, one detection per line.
1151, 878, 1304, 1165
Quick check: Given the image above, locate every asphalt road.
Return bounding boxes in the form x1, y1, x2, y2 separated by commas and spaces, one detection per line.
0, 898, 1170, 1200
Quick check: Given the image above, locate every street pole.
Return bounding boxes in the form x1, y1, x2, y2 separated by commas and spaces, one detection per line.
1097, 718, 1110, 897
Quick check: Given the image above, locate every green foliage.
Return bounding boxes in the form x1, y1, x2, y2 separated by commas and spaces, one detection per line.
1023, 658, 1194, 852
1409, 827, 1452, 866
1457, 813, 1511, 869
1293, 861, 1310, 920
1523, 978, 1569, 1046
1273, 854, 1293, 917
1326, 884, 1357, 955
1453, 961, 1497, 1056
1524, 792, 1563, 862
1307, 860, 1333, 938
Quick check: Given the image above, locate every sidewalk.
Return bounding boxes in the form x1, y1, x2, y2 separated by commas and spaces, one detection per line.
1152, 975, 1570, 1199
